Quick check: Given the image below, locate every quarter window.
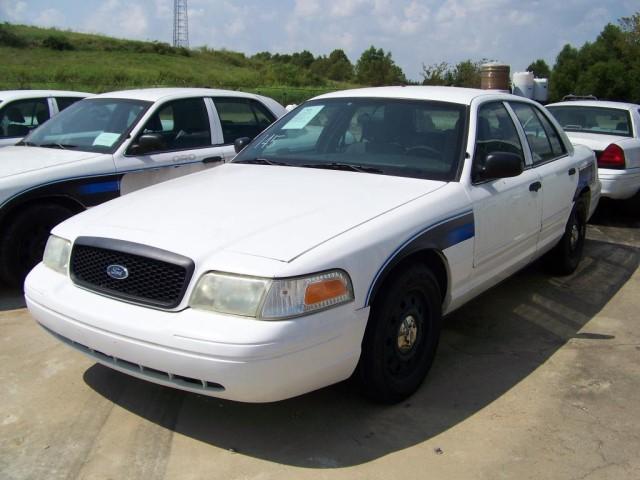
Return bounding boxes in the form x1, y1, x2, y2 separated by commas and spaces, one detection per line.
139, 97, 211, 152
0, 98, 49, 138
213, 98, 275, 143
474, 102, 524, 176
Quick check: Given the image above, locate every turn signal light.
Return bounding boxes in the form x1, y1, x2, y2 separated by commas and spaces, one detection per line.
597, 144, 625, 169
304, 278, 348, 305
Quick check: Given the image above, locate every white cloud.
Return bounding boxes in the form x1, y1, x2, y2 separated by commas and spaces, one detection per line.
35, 8, 66, 27
0, 0, 27, 21
294, 0, 321, 16
83, 0, 149, 39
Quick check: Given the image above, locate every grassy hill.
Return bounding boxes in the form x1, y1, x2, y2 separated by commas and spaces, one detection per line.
0, 23, 358, 104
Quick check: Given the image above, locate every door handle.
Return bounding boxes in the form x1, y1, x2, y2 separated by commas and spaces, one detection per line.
568, 168, 576, 176
529, 181, 542, 192
202, 156, 223, 164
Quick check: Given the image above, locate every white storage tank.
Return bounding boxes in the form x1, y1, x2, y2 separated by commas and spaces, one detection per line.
512, 71, 535, 99
533, 78, 549, 103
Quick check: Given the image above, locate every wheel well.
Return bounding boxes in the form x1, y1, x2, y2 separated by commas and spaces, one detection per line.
369, 249, 449, 307
0, 196, 85, 234
577, 187, 590, 215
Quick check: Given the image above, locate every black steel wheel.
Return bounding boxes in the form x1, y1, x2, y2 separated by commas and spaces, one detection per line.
357, 264, 442, 403
0, 203, 74, 287
547, 196, 587, 276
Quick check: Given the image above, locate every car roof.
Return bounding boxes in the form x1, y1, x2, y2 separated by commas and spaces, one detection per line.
90, 87, 269, 103
547, 100, 640, 110
0, 90, 90, 102
313, 86, 531, 105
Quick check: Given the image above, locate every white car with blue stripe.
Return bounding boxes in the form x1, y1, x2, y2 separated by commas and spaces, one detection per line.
25, 86, 600, 404
0, 88, 285, 286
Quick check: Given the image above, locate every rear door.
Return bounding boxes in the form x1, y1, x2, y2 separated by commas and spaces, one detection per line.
53, 96, 85, 115
468, 101, 542, 280
211, 97, 277, 161
509, 102, 576, 252
115, 96, 227, 194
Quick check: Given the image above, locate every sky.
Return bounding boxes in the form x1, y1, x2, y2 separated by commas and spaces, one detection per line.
1, 0, 638, 81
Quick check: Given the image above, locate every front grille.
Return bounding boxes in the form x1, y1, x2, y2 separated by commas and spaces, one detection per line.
70, 237, 195, 309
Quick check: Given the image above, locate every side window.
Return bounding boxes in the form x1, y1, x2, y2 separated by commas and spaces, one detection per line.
474, 101, 524, 175
510, 102, 558, 164
213, 98, 275, 143
536, 110, 566, 157
0, 98, 49, 138
55, 97, 83, 112
138, 97, 211, 152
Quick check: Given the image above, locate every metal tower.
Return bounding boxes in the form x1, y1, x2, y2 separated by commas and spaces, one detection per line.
173, 0, 189, 48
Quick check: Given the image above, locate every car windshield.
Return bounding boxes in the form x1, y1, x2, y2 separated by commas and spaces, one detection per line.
547, 106, 633, 137
22, 98, 151, 153
233, 98, 467, 181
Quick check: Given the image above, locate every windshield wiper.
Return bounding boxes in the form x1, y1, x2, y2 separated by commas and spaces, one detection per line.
234, 158, 290, 166
301, 162, 383, 174
38, 143, 79, 150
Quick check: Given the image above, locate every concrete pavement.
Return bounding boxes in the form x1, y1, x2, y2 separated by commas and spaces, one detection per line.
1, 204, 639, 480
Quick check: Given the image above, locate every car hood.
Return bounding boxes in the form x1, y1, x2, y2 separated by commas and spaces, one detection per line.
59, 164, 446, 263
0, 146, 105, 178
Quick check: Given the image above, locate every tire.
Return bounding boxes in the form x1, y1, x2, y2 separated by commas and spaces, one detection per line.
357, 265, 443, 403
0, 203, 74, 287
547, 196, 587, 276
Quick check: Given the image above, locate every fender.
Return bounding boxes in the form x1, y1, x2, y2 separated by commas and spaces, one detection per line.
0, 173, 124, 225
365, 210, 475, 306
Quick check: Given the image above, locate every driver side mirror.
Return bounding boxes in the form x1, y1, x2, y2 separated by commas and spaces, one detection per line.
129, 133, 165, 155
474, 152, 523, 182
234, 137, 252, 153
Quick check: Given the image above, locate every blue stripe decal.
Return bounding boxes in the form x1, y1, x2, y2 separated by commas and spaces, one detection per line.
79, 180, 120, 195
364, 210, 474, 305
444, 221, 475, 246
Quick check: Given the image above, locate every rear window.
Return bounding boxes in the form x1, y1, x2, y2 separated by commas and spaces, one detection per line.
547, 106, 632, 137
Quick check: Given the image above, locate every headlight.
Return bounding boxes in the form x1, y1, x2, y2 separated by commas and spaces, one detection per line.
189, 270, 354, 320
42, 235, 72, 275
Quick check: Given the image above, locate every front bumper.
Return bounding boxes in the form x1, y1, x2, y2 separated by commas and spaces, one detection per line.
599, 167, 640, 200
25, 264, 369, 403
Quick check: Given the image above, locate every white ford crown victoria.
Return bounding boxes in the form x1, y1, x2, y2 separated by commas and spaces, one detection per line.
547, 100, 640, 200
26, 87, 600, 403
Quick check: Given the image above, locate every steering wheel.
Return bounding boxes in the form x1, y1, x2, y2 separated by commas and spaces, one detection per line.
405, 145, 442, 159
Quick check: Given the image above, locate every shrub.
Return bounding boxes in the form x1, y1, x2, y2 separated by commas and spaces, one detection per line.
42, 35, 74, 51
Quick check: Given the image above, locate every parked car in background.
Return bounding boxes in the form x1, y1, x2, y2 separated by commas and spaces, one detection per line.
547, 100, 640, 200
0, 88, 286, 286
26, 86, 599, 404
0, 90, 89, 147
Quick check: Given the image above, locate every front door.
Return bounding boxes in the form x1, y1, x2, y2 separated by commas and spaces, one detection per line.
115, 97, 226, 194
468, 101, 542, 283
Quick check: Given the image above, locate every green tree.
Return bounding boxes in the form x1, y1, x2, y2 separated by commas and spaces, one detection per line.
325, 49, 353, 81
526, 59, 551, 78
421, 62, 450, 85
550, 12, 640, 102
355, 46, 406, 86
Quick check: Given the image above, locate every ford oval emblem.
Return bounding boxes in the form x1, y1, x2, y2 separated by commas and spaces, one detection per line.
106, 264, 129, 280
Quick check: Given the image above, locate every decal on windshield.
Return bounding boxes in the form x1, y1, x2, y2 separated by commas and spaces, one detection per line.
282, 105, 324, 130
92, 132, 120, 147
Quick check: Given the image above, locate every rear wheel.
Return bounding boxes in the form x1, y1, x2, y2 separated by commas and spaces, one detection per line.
547, 196, 587, 275
357, 265, 442, 403
0, 204, 74, 287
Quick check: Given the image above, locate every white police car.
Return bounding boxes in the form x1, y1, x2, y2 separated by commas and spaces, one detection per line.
0, 90, 88, 147
26, 87, 600, 403
0, 88, 285, 285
